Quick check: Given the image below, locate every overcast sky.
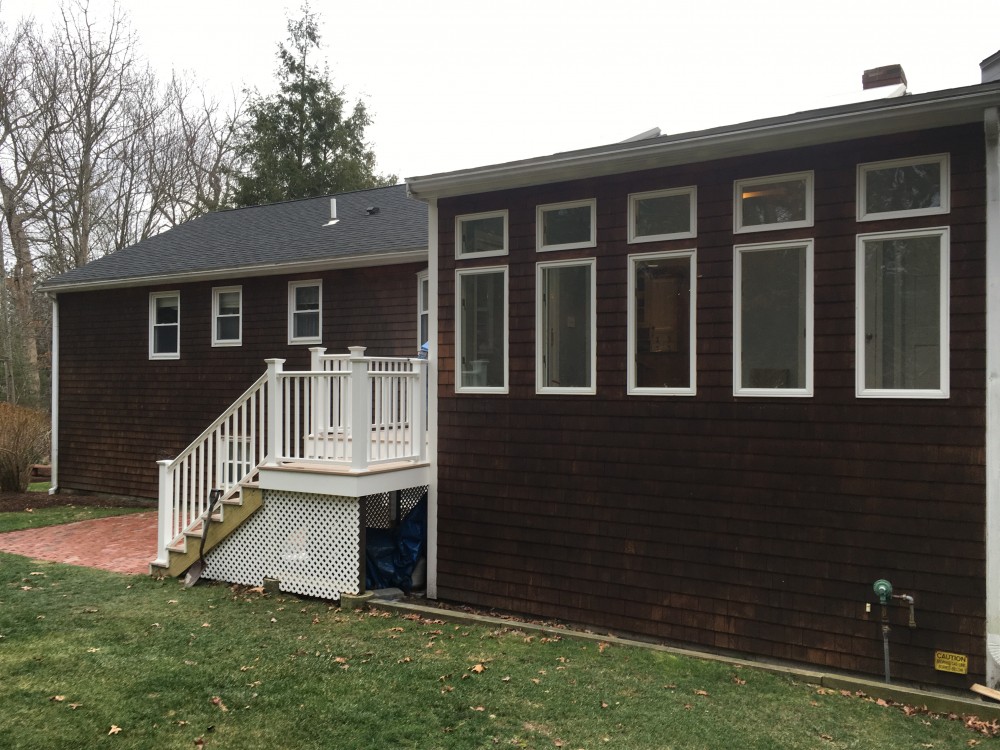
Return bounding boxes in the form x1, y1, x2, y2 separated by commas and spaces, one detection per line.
3, 0, 1000, 181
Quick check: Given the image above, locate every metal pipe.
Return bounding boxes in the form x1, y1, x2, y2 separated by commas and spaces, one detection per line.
882, 625, 891, 683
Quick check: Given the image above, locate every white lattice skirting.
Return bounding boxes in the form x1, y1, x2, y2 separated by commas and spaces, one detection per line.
202, 489, 361, 599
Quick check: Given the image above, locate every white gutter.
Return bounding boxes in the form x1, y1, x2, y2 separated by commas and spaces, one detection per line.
985, 105, 1000, 685
425, 198, 439, 600
39, 247, 428, 295
48, 295, 58, 495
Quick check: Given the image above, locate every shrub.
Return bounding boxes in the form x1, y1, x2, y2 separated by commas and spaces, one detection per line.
0, 403, 49, 492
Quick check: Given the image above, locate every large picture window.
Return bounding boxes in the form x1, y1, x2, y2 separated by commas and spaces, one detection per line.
212, 286, 242, 346
537, 199, 596, 251
456, 267, 507, 392
734, 171, 813, 234
537, 259, 596, 394
288, 280, 322, 344
858, 154, 949, 221
456, 210, 508, 258
733, 240, 813, 396
628, 250, 696, 394
856, 228, 949, 398
149, 291, 180, 360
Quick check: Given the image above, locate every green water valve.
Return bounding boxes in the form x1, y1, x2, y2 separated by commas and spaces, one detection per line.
873, 579, 893, 605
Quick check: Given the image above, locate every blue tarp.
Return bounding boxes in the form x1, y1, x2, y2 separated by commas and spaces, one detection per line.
365, 492, 427, 593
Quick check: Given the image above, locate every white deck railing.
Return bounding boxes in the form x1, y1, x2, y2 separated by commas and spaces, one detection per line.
155, 347, 427, 567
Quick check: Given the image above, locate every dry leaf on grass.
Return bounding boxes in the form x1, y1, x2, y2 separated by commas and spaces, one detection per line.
108, 725, 121, 735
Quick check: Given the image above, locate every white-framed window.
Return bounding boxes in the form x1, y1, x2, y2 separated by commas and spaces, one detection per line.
288, 280, 322, 344
857, 153, 950, 222
417, 270, 429, 349
628, 249, 696, 395
456, 210, 508, 258
149, 291, 180, 360
733, 240, 814, 396
628, 187, 697, 243
456, 266, 508, 393
212, 286, 242, 347
537, 199, 596, 252
536, 258, 596, 394
856, 227, 949, 398
734, 171, 814, 234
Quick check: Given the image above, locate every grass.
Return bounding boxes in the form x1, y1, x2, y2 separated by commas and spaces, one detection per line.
27, 482, 51, 493
0, 555, 995, 749
0, 506, 151, 534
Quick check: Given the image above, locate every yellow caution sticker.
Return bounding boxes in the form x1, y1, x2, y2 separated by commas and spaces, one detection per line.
934, 651, 968, 674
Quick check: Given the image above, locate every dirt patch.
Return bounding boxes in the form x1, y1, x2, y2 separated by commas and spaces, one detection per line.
0, 491, 153, 513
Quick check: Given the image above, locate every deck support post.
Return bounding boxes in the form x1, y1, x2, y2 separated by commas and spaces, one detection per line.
349, 347, 368, 471
155, 459, 173, 566
265, 359, 286, 466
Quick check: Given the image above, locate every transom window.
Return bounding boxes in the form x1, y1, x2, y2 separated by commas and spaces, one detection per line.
628, 250, 696, 395
212, 286, 242, 346
734, 171, 814, 234
857, 154, 949, 221
628, 187, 697, 243
536, 258, 596, 394
456, 210, 508, 258
733, 240, 814, 396
456, 267, 507, 392
149, 291, 180, 360
288, 280, 322, 344
856, 228, 949, 398
537, 199, 596, 251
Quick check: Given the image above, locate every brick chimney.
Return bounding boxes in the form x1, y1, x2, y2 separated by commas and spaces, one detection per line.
862, 64, 908, 91
982, 50, 1000, 83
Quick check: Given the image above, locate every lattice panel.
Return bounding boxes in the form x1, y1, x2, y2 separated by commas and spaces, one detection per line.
363, 485, 427, 529
202, 490, 361, 599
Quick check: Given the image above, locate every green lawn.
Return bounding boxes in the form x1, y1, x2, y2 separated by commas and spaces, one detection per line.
0, 554, 995, 749
0, 505, 151, 534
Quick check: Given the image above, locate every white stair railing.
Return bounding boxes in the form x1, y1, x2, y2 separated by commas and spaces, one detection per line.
154, 374, 268, 566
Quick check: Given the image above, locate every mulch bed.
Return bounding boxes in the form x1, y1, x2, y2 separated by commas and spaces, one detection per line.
0, 491, 153, 513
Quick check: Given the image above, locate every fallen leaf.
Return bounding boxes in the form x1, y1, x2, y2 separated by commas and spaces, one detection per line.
87, 648, 100, 653
601, 701, 609, 709
598, 641, 610, 654
201, 623, 211, 628
49, 695, 65, 702
694, 689, 709, 697
820, 734, 833, 742
501, 676, 511, 682
210, 696, 228, 712
108, 725, 121, 735
334, 656, 348, 663
69, 703, 82, 710
398, 656, 412, 664
683, 703, 693, 710
732, 676, 746, 686
531, 678, 541, 685
470, 663, 486, 673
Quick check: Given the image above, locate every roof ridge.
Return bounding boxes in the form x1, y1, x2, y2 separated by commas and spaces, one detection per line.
210, 183, 406, 217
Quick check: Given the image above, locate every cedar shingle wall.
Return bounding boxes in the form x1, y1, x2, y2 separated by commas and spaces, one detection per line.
435, 124, 986, 686
58, 263, 424, 499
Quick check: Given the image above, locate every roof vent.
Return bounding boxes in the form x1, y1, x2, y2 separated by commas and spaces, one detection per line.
365, 206, 380, 216
982, 50, 1000, 83
323, 198, 339, 226
862, 64, 908, 91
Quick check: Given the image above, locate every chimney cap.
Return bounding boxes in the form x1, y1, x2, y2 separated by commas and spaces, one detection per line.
862, 64, 908, 90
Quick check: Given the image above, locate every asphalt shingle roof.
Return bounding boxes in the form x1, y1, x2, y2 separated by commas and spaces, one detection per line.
43, 184, 427, 291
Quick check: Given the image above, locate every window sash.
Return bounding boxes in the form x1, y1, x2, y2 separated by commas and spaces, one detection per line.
212, 287, 242, 346
536, 259, 596, 394
628, 187, 697, 243
149, 292, 180, 360
537, 199, 597, 251
288, 281, 322, 344
456, 210, 508, 258
857, 154, 950, 221
734, 171, 814, 234
456, 267, 507, 392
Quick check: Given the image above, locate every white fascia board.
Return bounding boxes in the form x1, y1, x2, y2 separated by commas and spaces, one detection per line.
40, 248, 428, 294
406, 85, 1000, 200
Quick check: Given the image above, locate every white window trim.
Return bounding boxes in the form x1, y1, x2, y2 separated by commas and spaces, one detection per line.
417, 269, 429, 349
627, 249, 697, 396
455, 209, 509, 259
149, 291, 180, 360
537, 199, 597, 252
536, 257, 597, 395
855, 227, 950, 399
287, 279, 322, 345
733, 170, 814, 235
627, 186, 697, 244
857, 153, 950, 222
212, 285, 242, 347
455, 265, 508, 394
733, 239, 814, 397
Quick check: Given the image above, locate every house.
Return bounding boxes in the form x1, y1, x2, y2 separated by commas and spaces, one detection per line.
403, 57, 1000, 689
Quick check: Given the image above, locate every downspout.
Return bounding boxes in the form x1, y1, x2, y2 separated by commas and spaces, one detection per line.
48, 293, 59, 494
426, 197, 439, 599
985, 105, 1000, 685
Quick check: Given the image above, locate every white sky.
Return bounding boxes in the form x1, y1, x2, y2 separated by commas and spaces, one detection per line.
3, 0, 1000, 181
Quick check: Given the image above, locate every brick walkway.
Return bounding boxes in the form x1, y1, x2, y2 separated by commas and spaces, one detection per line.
0, 512, 158, 575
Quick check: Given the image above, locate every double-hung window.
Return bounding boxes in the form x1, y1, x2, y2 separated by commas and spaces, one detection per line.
734, 171, 814, 234
456, 267, 507, 392
857, 154, 949, 221
733, 240, 813, 396
628, 250, 696, 395
149, 291, 180, 360
536, 259, 596, 394
856, 228, 949, 398
288, 280, 322, 344
212, 286, 242, 346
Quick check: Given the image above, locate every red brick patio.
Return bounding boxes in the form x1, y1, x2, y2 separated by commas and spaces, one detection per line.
0, 512, 157, 574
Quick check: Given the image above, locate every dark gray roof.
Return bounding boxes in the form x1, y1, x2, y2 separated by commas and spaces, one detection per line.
43, 184, 427, 291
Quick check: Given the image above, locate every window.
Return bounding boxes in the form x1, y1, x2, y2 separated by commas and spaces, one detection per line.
537, 199, 596, 251
733, 240, 813, 396
456, 267, 507, 392
456, 210, 508, 258
858, 154, 949, 221
734, 171, 813, 234
288, 280, 321, 344
628, 187, 697, 243
417, 270, 429, 348
856, 228, 949, 398
537, 259, 596, 394
149, 292, 180, 360
212, 286, 242, 346
628, 250, 696, 395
